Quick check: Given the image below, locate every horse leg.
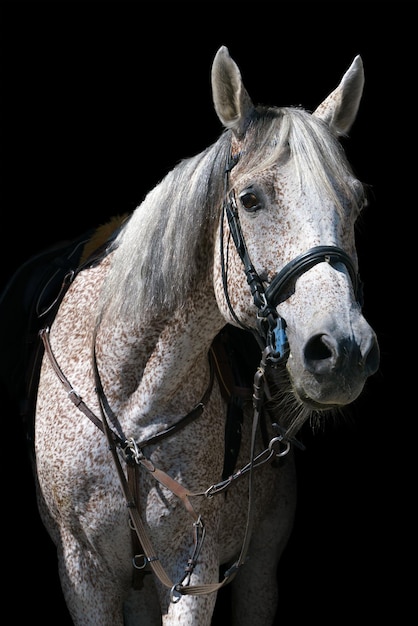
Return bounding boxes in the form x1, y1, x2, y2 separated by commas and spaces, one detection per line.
149, 530, 221, 626
55, 529, 130, 626
162, 591, 218, 626
230, 460, 297, 626
34, 475, 131, 625
125, 543, 220, 626
42, 506, 163, 625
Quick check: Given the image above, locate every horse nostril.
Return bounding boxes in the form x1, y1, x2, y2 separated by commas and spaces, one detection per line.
303, 332, 380, 378
304, 334, 336, 374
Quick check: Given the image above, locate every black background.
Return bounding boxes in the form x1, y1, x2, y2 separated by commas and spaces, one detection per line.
1, 2, 409, 624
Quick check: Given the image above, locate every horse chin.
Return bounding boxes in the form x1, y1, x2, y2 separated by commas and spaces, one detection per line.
292, 379, 364, 411
294, 392, 342, 411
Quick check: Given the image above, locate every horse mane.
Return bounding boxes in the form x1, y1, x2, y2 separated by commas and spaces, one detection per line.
96, 106, 363, 326
95, 134, 232, 325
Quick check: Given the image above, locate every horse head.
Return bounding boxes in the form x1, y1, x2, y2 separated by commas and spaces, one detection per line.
211, 46, 379, 426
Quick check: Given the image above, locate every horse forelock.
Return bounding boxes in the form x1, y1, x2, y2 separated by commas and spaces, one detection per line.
96, 135, 232, 324
233, 106, 364, 215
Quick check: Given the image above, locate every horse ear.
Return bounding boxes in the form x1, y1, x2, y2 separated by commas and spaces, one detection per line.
211, 46, 255, 137
313, 55, 365, 137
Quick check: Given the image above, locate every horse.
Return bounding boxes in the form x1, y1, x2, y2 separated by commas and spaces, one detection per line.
12, 46, 380, 625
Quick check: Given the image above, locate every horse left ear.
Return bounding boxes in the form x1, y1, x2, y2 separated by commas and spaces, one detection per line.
211, 45, 255, 137
313, 55, 365, 137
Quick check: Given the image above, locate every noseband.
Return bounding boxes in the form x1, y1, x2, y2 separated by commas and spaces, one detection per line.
221, 154, 363, 361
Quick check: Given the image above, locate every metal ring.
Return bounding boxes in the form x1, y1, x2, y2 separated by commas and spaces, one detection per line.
170, 585, 183, 604
132, 554, 147, 570
275, 440, 291, 457
268, 436, 291, 458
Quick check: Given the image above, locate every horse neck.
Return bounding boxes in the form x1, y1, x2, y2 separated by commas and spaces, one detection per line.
95, 292, 225, 436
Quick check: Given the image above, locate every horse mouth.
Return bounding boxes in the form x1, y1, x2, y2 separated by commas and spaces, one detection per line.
295, 394, 340, 411
292, 380, 364, 411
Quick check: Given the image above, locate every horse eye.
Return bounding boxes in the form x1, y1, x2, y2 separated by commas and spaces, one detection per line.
240, 192, 261, 212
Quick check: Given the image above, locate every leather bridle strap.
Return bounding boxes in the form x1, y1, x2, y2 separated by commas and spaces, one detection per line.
264, 244, 360, 308
224, 192, 361, 316
222, 160, 362, 355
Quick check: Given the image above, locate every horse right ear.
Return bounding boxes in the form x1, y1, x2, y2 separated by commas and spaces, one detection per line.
313, 55, 365, 137
211, 46, 255, 137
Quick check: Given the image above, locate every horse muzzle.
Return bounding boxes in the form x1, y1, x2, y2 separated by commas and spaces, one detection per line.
286, 321, 380, 409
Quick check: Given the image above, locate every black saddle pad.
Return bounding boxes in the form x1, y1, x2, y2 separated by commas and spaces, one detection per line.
0, 230, 95, 419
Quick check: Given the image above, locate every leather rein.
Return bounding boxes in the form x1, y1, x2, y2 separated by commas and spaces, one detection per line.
40, 150, 362, 602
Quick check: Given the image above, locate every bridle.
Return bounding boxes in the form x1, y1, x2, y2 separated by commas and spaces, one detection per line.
39, 149, 363, 603
221, 153, 362, 363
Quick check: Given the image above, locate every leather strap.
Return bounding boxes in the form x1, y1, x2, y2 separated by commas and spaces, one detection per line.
40, 326, 215, 450
39, 327, 121, 443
